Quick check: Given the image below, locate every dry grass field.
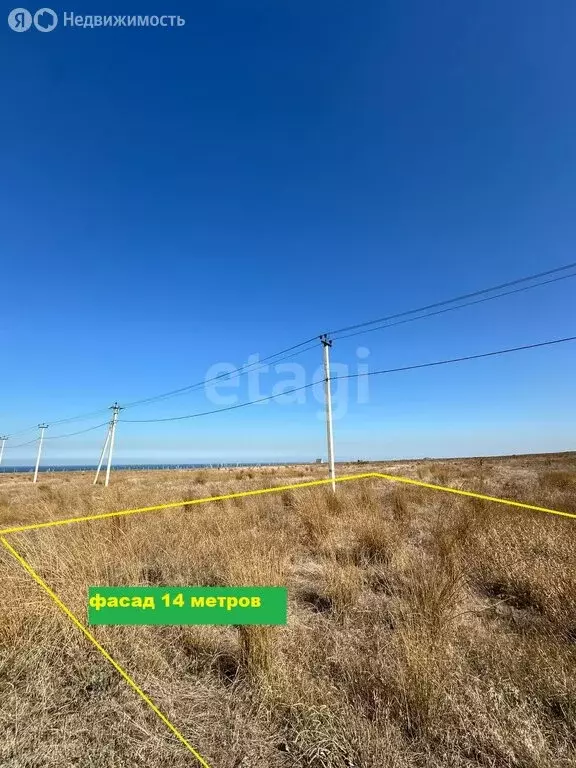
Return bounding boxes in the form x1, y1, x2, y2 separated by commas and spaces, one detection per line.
0, 454, 575, 767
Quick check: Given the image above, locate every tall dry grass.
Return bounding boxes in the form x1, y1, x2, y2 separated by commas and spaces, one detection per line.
0, 456, 575, 766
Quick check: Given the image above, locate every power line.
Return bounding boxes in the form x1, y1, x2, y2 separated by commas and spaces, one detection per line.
47, 409, 112, 427
331, 271, 576, 341
5, 340, 319, 436
121, 338, 319, 410
43, 422, 110, 441
120, 382, 319, 423
7, 421, 109, 450
6, 407, 112, 439
338, 335, 576, 379
121, 265, 576, 412
120, 334, 576, 424
327, 262, 576, 338
5, 262, 575, 435
5, 437, 38, 450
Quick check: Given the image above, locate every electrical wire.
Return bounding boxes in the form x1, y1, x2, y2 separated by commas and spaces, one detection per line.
121, 382, 319, 422
120, 334, 576, 424
337, 335, 576, 379
4, 437, 38, 450
331, 272, 576, 341
327, 262, 576, 338
121, 337, 319, 410
6, 407, 112, 439
43, 422, 110, 441
4, 262, 575, 434
47, 408, 112, 427
6, 421, 110, 450
4, 339, 319, 435
122, 264, 576, 413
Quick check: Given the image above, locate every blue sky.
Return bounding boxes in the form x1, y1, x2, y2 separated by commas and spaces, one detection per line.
1, 1, 575, 464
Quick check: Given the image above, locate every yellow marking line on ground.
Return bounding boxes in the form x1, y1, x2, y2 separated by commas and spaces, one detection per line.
0, 473, 376, 535
373, 472, 576, 520
0, 536, 213, 768
0, 472, 573, 767
0, 470, 573, 537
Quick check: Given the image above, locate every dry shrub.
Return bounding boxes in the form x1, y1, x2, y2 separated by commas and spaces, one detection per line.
297, 490, 333, 549
322, 555, 365, 619
0, 492, 10, 518
356, 482, 380, 511
208, 485, 226, 506
194, 470, 208, 485
540, 470, 576, 491
427, 499, 484, 562
324, 488, 344, 516
399, 554, 464, 637
392, 553, 464, 736
221, 532, 289, 683
280, 490, 297, 511
108, 513, 128, 538
351, 504, 401, 568
237, 625, 276, 682
230, 493, 246, 510
353, 523, 397, 567
415, 464, 429, 480
432, 467, 450, 485
390, 488, 409, 523
467, 508, 576, 638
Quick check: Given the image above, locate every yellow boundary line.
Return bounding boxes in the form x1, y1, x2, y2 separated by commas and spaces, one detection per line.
1, 470, 574, 767
0, 536, 213, 768
0, 474, 375, 535
1, 471, 574, 537
372, 472, 576, 521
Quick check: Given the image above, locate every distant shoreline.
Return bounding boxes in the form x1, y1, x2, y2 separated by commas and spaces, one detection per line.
1, 451, 574, 475
0, 462, 295, 474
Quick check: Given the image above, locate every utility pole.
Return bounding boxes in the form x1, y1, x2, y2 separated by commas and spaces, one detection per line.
0, 436, 7, 469
33, 424, 48, 484
93, 424, 111, 485
320, 335, 336, 492
105, 402, 122, 487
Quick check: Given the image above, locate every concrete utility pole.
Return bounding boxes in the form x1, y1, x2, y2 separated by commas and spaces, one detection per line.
320, 335, 336, 492
93, 403, 122, 487
33, 424, 48, 484
93, 425, 111, 485
0, 436, 7, 469
105, 402, 121, 487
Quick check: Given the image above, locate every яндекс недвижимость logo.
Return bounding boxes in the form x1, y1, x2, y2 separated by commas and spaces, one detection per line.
8, 10, 186, 30
8, 7, 58, 31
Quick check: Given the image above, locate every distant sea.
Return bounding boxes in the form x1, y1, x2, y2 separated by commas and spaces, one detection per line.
0, 462, 290, 474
